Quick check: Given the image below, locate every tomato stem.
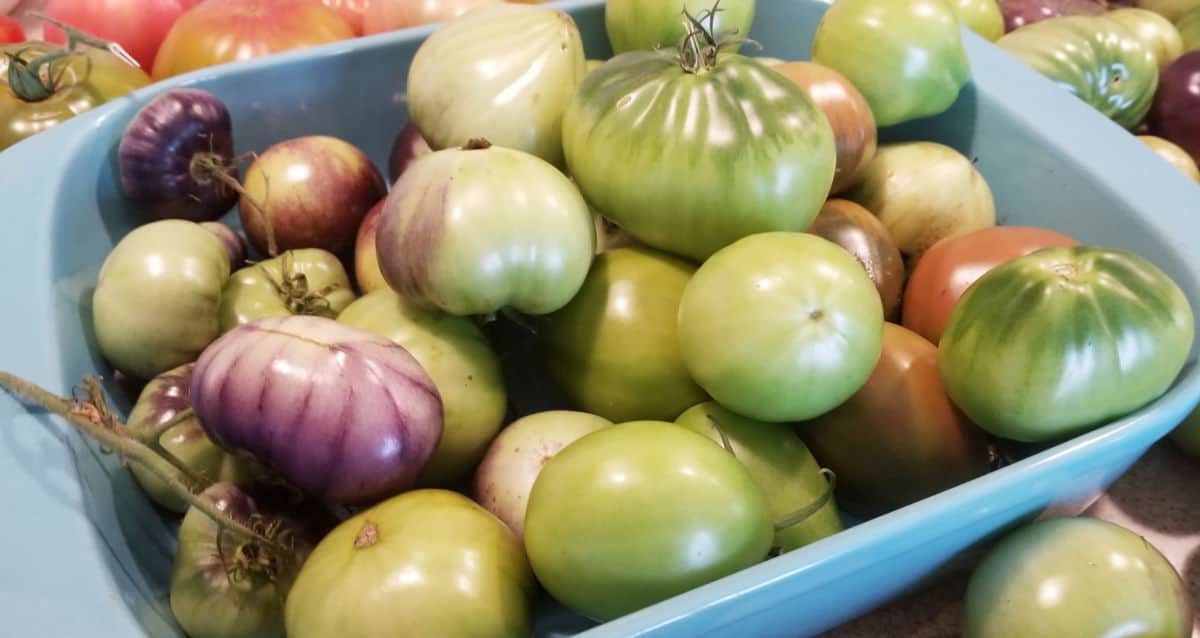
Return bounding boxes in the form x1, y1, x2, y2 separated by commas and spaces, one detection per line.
260, 251, 343, 318
0, 372, 289, 555
192, 153, 279, 258
26, 11, 140, 68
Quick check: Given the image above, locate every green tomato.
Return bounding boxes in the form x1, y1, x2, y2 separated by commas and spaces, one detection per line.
285, 489, 535, 638
218, 248, 356, 333
93, 219, 230, 380
677, 232, 884, 423
375, 144, 596, 316
938, 245, 1194, 443
538, 246, 708, 422
524, 420, 773, 622
1170, 404, 1200, 457
562, 51, 835, 263
337, 288, 508, 486
1107, 8, 1185, 70
963, 517, 1192, 638
997, 15, 1159, 129
674, 402, 843, 553
604, 0, 756, 54
811, 0, 970, 127
949, 0, 1005, 42
1177, 7, 1200, 52
1135, 0, 1200, 22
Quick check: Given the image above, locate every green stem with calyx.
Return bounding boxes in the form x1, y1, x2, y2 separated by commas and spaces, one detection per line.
263, 252, 342, 318
5, 12, 139, 103
191, 152, 278, 258
0, 372, 288, 555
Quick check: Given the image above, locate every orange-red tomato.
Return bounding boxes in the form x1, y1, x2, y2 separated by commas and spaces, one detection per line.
362, 0, 502, 34
321, 0, 370, 34
43, 0, 203, 69
152, 0, 355, 80
902, 225, 1078, 344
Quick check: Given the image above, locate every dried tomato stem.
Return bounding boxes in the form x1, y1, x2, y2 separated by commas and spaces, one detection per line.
191, 153, 278, 258
774, 468, 837, 531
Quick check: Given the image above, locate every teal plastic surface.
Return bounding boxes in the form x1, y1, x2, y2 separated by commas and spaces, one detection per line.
3, 0, 1200, 636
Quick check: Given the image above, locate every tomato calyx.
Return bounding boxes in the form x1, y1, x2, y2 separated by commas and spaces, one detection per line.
463, 138, 494, 150
675, 2, 757, 74
262, 252, 348, 318
4, 12, 140, 103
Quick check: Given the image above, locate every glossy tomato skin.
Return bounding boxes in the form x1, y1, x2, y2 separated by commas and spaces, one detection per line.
948, 0, 1006, 41
939, 245, 1194, 443
811, 0, 970, 127
963, 517, 1192, 638
563, 53, 835, 263
218, 248, 357, 333
285, 489, 536, 638
807, 199, 905, 320
524, 420, 773, 622
604, 0, 755, 54
675, 402, 844, 553
903, 225, 1078, 345
539, 246, 708, 423
43, 0, 204, 69
1170, 405, 1200, 457
0, 43, 150, 151
797, 323, 994, 517
93, 220, 231, 380
152, 0, 355, 80
0, 16, 24, 43
677, 232, 884, 423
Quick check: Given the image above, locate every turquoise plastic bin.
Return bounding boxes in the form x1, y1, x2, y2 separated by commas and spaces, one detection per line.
3, 0, 1200, 636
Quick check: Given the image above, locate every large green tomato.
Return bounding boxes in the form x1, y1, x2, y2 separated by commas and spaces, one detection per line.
285, 489, 535, 638
949, 0, 1005, 42
562, 51, 835, 263
218, 248, 356, 333
524, 420, 773, 621
997, 15, 1159, 129
538, 246, 707, 422
963, 517, 1192, 638
674, 402, 843, 553
337, 288, 508, 486
811, 0, 970, 127
677, 232, 884, 423
939, 245, 1194, 443
93, 219, 230, 380
604, 0, 756, 54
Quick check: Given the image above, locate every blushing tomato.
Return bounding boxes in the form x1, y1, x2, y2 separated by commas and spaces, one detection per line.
152, 0, 355, 80
903, 226, 1078, 345
0, 16, 24, 44
321, 0, 370, 34
42, 0, 204, 70
362, 0, 501, 34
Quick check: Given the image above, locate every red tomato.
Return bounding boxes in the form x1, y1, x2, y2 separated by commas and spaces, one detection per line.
0, 16, 23, 44
42, 0, 203, 70
362, 0, 502, 34
321, 0, 370, 34
152, 0, 355, 80
902, 225, 1078, 344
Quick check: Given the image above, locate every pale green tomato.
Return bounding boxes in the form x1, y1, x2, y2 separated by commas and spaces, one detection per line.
218, 248, 355, 333
337, 288, 508, 486
604, 0, 756, 54
950, 0, 1005, 41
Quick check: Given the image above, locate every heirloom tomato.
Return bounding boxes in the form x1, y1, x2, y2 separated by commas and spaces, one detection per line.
42, 0, 204, 69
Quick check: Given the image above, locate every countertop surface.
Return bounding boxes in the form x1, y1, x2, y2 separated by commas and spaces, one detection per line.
824, 440, 1200, 637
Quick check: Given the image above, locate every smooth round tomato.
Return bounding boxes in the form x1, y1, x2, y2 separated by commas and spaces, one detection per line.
807, 199, 905, 320
524, 420, 773, 622
797, 323, 994, 517
997, 15, 1159, 129
562, 50, 835, 263
903, 225, 1079, 345
152, 0, 355, 80
218, 248, 356, 333
285, 489, 536, 638
338, 288, 508, 487
949, 0, 1005, 41
538, 246, 708, 423
811, 0, 970, 127
93, 220, 231, 380
939, 245, 1195, 443
678, 232, 884, 423
604, 0, 755, 54
0, 42, 150, 151
675, 402, 843, 553
0, 16, 24, 43
964, 517, 1192, 638
42, 0, 204, 70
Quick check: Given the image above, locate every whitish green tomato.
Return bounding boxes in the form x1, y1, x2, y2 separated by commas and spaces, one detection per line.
964, 517, 1192, 638
562, 50, 835, 262
604, 0, 756, 54
538, 246, 707, 422
674, 402, 843, 553
677, 232, 884, 423
811, 0, 970, 127
93, 219, 230, 380
950, 0, 1005, 41
285, 489, 535, 638
1107, 7, 1185, 70
938, 245, 1194, 443
524, 420, 773, 621
218, 248, 355, 333
337, 288, 508, 486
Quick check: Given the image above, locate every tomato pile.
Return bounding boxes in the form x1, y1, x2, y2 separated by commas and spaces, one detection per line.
2, 0, 1200, 636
